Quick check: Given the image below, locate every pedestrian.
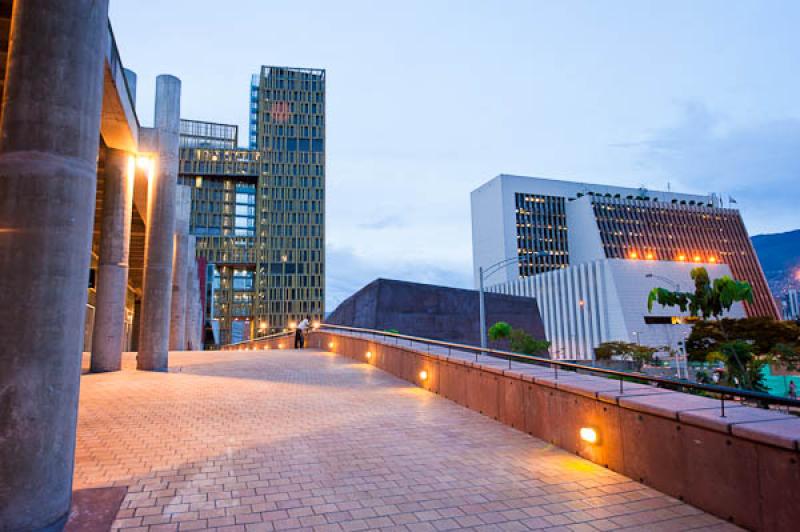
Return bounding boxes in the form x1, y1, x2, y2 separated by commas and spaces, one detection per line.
296, 316, 310, 349
789, 380, 797, 400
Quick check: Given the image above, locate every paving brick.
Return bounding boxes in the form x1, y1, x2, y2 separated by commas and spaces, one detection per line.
75, 349, 739, 532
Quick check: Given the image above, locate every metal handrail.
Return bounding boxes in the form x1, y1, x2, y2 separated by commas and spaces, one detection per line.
318, 323, 800, 411
225, 330, 294, 348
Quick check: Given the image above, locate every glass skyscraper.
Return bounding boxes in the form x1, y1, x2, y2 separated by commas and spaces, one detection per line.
179, 65, 326, 345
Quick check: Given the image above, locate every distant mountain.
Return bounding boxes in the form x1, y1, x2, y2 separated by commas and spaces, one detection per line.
752, 229, 800, 296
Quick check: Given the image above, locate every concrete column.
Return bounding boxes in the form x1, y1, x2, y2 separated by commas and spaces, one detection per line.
0, 1, 109, 530
169, 185, 192, 350
90, 149, 134, 372
185, 236, 200, 350
130, 298, 142, 352
137, 75, 181, 371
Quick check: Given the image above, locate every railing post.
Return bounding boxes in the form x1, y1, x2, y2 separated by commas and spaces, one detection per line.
720, 395, 726, 418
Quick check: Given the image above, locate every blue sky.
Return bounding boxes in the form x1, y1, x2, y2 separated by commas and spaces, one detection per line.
110, 0, 800, 308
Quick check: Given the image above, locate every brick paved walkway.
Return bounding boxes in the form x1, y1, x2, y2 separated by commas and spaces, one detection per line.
75, 349, 739, 531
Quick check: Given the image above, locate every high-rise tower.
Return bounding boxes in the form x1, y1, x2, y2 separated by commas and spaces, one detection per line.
179, 65, 326, 345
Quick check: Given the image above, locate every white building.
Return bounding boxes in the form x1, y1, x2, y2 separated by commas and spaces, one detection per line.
472, 174, 773, 360
783, 290, 800, 321
489, 259, 745, 360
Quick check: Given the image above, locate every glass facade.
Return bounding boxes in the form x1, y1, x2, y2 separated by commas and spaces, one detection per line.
180, 119, 238, 150
178, 65, 326, 344
514, 193, 569, 276
252, 66, 325, 331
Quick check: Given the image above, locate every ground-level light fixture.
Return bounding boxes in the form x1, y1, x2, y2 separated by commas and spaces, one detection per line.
366, 351, 372, 360
629, 251, 638, 259
645, 252, 654, 260
328, 341, 335, 349
419, 370, 428, 381
579, 427, 598, 444
288, 321, 297, 329
708, 256, 717, 263
693, 255, 702, 262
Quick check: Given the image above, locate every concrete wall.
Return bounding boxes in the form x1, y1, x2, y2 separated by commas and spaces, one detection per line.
492, 259, 746, 360
327, 278, 546, 349
236, 331, 800, 532
565, 196, 605, 265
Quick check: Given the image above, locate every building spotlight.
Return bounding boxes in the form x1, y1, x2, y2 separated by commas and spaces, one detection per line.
366, 351, 372, 360
645, 252, 654, 260
708, 256, 717, 263
629, 251, 638, 259
328, 341, 335, 349
579, 427, 598, 444
419, 370, 428, 381
693, 255, 702, 262
678, 254, 686, 262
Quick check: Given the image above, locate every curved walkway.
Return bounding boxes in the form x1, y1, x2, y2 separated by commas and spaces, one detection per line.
75, 349, 740, 531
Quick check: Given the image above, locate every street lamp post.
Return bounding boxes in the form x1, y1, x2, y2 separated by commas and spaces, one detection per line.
478, 252, 548, 353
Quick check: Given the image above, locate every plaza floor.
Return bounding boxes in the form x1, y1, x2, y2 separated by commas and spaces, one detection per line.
75, 349, 740, 531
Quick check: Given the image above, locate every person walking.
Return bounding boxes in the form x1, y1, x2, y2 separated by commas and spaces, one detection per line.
789, 380, 797, 400
296, 316, 310, 349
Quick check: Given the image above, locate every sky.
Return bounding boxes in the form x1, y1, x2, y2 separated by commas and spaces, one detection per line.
110, 0, 800, 309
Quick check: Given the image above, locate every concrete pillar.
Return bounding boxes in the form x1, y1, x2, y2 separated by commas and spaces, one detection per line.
137, 75, 181, 371
169, 185, 191, 350
0, 1, 109, 530
130, 298, 142, 352
185, 236, 200, 350
90, 149, 134, 372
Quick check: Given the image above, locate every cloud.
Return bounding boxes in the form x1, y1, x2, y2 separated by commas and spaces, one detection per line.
356, 214, 406, 230
628, 103, 800, 234
325, 244, 472, 312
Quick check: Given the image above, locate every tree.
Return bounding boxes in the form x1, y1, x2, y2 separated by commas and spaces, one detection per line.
594, 341, 657, 370
488, 321, 512, 342
686, 318, 800, 362
488, 321, 550, 356
508, 328, 550, 356
706, 341, 769, 392
647, 267, 753, 319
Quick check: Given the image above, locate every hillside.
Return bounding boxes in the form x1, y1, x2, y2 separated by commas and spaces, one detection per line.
752, 229, 800, 295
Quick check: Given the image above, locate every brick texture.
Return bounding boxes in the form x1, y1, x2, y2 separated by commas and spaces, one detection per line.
75, 349, 739, 531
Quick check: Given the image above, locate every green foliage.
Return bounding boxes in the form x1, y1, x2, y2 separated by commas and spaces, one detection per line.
594, 341, 657, 370
384, 328, 400, 334
508, 328, 550, 356
708, 340, 769, 392
488, 321, 512, 341
772, 343, 800, 372
686, 318, 800, 362
488, 321, 550, 356
647, 267, 753, 319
